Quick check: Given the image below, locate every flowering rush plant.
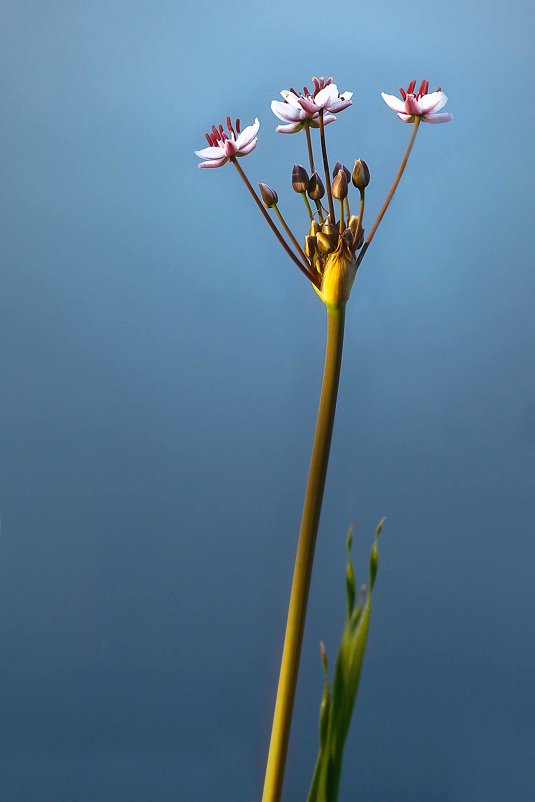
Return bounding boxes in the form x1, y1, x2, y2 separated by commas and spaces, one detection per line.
195, 75, 452, 802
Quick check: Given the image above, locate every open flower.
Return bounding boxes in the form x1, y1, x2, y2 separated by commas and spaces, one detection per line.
381, 80, 452, 124
271, 76, 352, 134
195, 116, 260, 168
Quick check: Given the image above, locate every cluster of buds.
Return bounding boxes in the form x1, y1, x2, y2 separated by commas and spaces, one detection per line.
195, 75, 452, 307
281, 158, 370, 305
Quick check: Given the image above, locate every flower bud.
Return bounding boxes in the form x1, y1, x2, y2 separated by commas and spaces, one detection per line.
309, 220, 321, 237
348, 215, 359, 235
292, 163, 309, 193
304, 235, 317, 259
342, 227, 354, 246
307, 171, 325, 200
351, 158, 370, 190
258, 182, 278, 208
316, 232, 337, 254
321, 221, 337, 237
332, 161, 351, 182
331, 169, 348, 200
355, 226, 364, 249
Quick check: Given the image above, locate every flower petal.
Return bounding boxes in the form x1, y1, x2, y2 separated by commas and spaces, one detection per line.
419, 91, 448, 114
397, 113, 413, 122
276, 121, 303, 133
298, 97, 319, 115
315, 83, 339, 109
281, 90, 303, 109
194, 146, 224, 159
340, 91, 353, 100
422, 112, 453, 124
381, 92, 406, 113
327, 98, 352, 113
404, 94, 421, 116
271, 100, 303, 122
198, 156, 228, 168
237, 139, 257, 155
322, 114, 337, 125
235, 118, 260, 149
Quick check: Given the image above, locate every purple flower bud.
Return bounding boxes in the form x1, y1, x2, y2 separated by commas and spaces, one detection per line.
259, 182, 279, 208
332, 161, 351, 182
351, 159, 370, 190
292, 164, 309, 193
307, 171, 325, 200
331, 169, 349, 200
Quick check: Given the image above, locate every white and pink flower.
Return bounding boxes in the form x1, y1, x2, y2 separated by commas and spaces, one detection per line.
271, 76, 352, 134
195, 116, 260, 168
381, 80, 453, 124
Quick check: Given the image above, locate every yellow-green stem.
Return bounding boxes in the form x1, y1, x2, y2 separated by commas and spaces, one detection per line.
261, 304, 346, 802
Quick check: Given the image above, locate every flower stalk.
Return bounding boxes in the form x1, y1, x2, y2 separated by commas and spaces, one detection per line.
194, 76, 452, 802
262, 303, 345, 802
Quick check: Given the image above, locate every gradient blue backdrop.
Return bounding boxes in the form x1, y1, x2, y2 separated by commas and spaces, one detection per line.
1, 1, 534, 800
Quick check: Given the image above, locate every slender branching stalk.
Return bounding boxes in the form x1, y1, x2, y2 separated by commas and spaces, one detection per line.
318, 111, 335, 221
232, 158, 318, 285
357, 118, 420, 267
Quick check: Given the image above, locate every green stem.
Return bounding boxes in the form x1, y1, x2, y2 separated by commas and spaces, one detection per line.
261, 304, 346, 802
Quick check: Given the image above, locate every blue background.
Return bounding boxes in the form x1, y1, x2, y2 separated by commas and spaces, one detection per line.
1, 1, 534, 800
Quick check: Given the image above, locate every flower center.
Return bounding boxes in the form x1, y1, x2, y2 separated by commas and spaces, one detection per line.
204, 116, 242, 147
398, 79, 441, 101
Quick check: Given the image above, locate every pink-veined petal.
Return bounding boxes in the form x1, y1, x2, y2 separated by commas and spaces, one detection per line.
298, 96, 319, 115
276, 121, 304, 133
237, 139, 257, 155
271, 100, 303, 122
419, 91, 448, 114
397, 113, 413, 122
198, 156, 228, 168
322, 114, 336, 125
235, 118, 260, 149
223, 138, 239, 157
381, 92, 406, 113
405, 94, 421, 116
194, 145, 224, 160
422, 112, 453, 124
315, 83, 339, 109
327, 98, 352, 113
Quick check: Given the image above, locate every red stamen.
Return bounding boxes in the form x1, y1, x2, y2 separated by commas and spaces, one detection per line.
226, 115, 235, 136
219, 124, 224, 136
220, 131, 228, 141
407, 79, 416, 94
312, 76, 320, 93
235, 118, 241, 133
205, 133, 214, 146
211, 125, 220, 142
400, 87, 407, 100
436, 86, 441, 92
326, 76, 333, 86
289, 86, 298, 97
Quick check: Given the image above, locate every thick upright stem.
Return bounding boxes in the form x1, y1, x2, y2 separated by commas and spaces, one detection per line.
261, 304, 346, 802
